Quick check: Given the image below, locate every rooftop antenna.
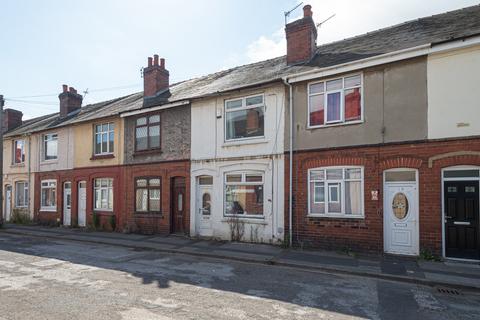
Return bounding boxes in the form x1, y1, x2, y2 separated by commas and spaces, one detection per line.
316, 13, 336, 29
140, 67, 144, 78
284, 2, 303, 25
82, 88, 89, 99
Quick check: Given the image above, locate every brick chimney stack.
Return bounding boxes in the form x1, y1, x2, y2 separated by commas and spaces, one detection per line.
2, 108, 23, 133
285, 4, 318, 65
143, 54, 169, 98
58, 85, 83, 118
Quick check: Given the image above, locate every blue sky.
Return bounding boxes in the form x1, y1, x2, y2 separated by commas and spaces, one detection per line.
1, 0, 478, 119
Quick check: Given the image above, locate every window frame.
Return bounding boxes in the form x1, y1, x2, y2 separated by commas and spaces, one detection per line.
40, 179, 57, 211
307, 166, 365, 218
134, 177, 162, 214
43, 133, 58, 161
93, 178, 114, 212
223, 171, 265, 218
13, 139, 26, 164
307, 73, 363, 129
224, 93, 266, 142
14, 181, 28, 208
94, 122, 115, 155
134, 114, 161, 152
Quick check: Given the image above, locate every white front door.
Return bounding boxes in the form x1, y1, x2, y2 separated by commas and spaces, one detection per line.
78, 181, 87, 227
196, 185, 213, 236
384, 183, 419, 255
5, 186, 12, 222
63, 182, 72, 226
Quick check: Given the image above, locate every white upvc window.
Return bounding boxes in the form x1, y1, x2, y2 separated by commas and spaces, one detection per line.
43, 133, 58, 160
40, 180, 57, 211
308, 74, 362, 128
15, 181, 28, 208
94, 178, 113, 211
308, 166, 364, 218
94, 123, 114, 155
224, 94, 265, 141
224, 172, 264, 217
13, 140, 25, 164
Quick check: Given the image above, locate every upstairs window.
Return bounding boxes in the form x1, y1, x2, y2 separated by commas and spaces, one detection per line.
225, 95, 265, 141
308, 74, 362, 127
13, 140, 25, 164
308, 167, 364, 218
43, 133, 58, 161
94, 123, 114, 155
135, 115, 160, 151
224, 172, 264, 217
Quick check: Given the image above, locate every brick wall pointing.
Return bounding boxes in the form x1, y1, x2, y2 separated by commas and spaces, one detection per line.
285, 137, 480, 254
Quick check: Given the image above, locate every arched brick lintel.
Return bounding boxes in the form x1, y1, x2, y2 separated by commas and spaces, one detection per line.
302, 157, 367, 169
429, 151, 480, 168
379, 157, 423, 170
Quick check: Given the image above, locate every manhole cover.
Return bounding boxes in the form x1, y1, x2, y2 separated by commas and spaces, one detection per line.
436, 287, 462, 296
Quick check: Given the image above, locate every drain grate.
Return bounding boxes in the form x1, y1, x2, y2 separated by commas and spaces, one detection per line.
436, 287, 462, 296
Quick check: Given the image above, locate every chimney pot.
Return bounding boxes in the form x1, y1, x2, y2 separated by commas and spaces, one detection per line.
153, 54, 159, 66
148, 57, 153, 67
160, 58, 165, 69
62, 84, 68, 93
303, 5, 312, 17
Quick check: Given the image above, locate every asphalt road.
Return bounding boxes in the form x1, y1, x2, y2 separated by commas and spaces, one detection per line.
0, 233, 479, 320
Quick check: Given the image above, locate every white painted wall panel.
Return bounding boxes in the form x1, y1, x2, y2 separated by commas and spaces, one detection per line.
428, 46, 480, 139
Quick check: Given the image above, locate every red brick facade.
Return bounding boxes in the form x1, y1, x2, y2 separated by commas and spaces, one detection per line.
34, 160, 190, 235
285, 137, 480, 254
124, 160, 190, 234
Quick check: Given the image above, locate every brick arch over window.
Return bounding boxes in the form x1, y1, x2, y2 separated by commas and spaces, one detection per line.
302, 156, 366, 169
379, 157, 423, 170
428, 151, 480, 168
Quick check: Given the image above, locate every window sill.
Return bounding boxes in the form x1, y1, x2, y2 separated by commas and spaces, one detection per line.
307, 120, 363, 130
133, 149, 162, 157
221, 217, 267, 225
307, 213, 365, 219
10, 163, 25, 168
93, 210, 114, 215
90, 154, 115, 160
41, 159, 58, 164
134, 213, 163, 218
222, 138, 267, 147
40, 208, 57, 213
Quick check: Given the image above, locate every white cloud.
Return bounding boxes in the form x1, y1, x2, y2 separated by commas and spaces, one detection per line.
242, 0, 479, 63
246, 29, 286, 62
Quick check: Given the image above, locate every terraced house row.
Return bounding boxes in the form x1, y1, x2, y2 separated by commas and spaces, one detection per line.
3, 5, 480, 261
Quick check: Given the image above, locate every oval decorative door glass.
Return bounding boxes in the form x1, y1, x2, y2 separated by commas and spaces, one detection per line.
202, 193, 211, 215
392, 192, 409, 220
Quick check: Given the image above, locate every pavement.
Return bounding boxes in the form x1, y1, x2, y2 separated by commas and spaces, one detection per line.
1, 231, 480, 319
1, 224, 480, 292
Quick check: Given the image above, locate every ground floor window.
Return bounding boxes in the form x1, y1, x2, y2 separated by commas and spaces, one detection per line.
135, 177, 161, 213
41, 180, 56, 211
308, 166, 364, 217
15, 181, 28, 208
94, 178, 113, 211
224, 172, 264, 217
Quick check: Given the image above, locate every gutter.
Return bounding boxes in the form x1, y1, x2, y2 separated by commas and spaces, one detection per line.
286, 34, 480, 84
120, 100, 190, 118
282, 78, 293, 248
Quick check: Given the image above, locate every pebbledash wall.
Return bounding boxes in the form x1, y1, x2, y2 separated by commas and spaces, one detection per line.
286, 138, 480, 254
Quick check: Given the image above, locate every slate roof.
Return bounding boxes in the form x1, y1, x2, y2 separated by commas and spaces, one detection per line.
5, 4, 480, 138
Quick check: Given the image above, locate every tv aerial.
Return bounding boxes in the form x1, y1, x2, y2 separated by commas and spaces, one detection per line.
284, 2, 303, 25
